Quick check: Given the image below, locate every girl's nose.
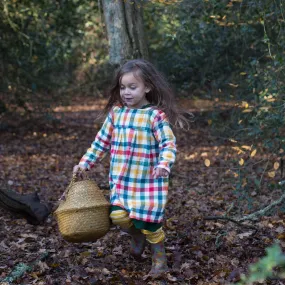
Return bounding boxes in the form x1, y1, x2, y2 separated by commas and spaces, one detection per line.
124, 88, 131, 94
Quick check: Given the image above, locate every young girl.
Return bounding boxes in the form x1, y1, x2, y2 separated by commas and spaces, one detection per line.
73, 59, 187, 279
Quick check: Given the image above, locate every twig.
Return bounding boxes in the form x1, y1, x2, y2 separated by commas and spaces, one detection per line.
205, 191, 285, 231
173, 173, 190, 179
259, 159, 269, 187
215, 230, 227, 249
226, 202, 234, 215
237, 191, 285, 222
204, 216, 258, 230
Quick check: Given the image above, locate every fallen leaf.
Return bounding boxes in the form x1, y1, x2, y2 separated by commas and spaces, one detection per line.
239, 158, 244, 166
250, 149, 257, 157
276, 226, 284, 233
167, 273, 178, 282
201, 152, 208, 157
241, 145, 251, 150
277, 233, 285, 240
102, 268, 111, 275
80, 251, 91, 258
274, 162, 280, 170
204, 159, 211, 167
242, 109, 252, 113
238, 231, 253, 239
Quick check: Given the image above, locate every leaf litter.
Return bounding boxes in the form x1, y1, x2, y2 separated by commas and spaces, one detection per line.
0, 97, 284, 284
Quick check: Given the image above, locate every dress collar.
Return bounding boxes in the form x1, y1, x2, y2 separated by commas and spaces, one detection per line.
121, 103, 153, 110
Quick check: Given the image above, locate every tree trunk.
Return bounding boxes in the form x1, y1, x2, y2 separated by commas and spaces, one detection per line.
102, 0, 148, 65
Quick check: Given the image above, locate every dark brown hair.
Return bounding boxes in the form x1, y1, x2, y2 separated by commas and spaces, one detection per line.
103, 59, 190, 128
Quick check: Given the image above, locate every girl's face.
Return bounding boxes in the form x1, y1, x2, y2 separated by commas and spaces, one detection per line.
120, 72, 150, 109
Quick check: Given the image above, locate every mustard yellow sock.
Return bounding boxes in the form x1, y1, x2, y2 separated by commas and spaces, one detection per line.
110, 209, 133, 229
142, 227, 165, 244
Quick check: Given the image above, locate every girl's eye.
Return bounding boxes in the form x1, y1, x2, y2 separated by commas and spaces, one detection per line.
120, 86, 136, 90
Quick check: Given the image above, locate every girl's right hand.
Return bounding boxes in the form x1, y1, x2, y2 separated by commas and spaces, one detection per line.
73, 165, 86, 176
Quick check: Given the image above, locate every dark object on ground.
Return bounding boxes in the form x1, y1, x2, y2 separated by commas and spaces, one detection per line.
0, 188, 51, 225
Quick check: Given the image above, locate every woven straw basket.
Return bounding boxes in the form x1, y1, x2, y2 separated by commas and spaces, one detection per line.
54, 177, 110, 243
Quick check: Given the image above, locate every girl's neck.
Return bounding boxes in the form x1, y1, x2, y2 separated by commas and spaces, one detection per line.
125, 99, 150, 109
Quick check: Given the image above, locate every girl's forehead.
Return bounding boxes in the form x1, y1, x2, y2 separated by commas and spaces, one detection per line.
120, 71, 143, 84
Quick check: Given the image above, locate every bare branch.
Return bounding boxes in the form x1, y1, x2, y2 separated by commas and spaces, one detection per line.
237, 192, 285, 222
204, 216, 258, 230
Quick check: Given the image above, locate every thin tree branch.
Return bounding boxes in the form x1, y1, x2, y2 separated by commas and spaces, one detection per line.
204, 216, 258, 230
259, 159, 269, 187
205, 191, 285, 231
237, 191, 285, 222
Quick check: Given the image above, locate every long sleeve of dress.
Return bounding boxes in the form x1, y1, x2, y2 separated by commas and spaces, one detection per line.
79, 111, 114, 170
152, 111, 176, 173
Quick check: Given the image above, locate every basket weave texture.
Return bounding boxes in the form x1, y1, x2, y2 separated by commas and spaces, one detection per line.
54, 179, 110, 243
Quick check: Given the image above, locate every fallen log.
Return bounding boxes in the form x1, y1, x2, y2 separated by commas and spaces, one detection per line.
0, 188, 51, 225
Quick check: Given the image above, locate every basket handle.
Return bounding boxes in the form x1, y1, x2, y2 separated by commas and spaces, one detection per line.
58, 170, 89, 202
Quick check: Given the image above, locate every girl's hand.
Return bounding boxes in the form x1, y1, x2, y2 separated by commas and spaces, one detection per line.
73, 165, 86, 176
152, 167, 169, 179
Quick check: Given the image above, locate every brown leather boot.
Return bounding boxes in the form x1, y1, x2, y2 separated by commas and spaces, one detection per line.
148, 241, 168, 278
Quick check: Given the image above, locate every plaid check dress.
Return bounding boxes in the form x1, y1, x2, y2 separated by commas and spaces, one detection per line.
79, 105, 176, 223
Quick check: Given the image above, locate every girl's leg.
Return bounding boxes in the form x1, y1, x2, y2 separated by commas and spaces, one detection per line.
142, 228, 168, 278
110, 209, 146, 259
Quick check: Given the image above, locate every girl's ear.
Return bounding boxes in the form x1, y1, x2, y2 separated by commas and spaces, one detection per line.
145, 87, 151, 93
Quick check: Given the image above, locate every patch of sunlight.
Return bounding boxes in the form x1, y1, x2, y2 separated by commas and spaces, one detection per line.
177, 98, 237, 112
54, 99, 107, 113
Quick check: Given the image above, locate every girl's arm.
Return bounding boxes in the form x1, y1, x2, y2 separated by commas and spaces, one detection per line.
78, 111, 114, 170
152, 111, 176, 174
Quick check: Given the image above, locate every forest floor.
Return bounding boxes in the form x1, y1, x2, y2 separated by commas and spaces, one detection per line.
1, 97, 285, 285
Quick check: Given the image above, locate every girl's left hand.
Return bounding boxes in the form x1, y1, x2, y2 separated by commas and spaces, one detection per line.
152, 167, 169, 179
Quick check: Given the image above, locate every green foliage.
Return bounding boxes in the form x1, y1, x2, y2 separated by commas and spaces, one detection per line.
235, 243, 285, 285
182, 0, 285, 210
1, 0, 284, 156
0, 0, 107, 115
144, 0, 257, 91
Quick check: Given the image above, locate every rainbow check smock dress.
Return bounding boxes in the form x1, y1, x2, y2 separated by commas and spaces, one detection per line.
79, 104, 176, 224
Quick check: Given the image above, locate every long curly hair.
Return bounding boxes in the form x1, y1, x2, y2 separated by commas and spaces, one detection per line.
103, 59, 191, 128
